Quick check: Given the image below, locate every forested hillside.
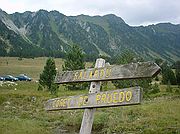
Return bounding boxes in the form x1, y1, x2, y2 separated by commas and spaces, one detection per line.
0, 9, 180, 62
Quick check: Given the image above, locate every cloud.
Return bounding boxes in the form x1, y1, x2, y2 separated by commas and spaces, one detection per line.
0, 0, 180, 25
120, 0, 180, 25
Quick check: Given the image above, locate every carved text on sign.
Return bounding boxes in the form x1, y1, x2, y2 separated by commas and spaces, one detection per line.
55, 62, 161, 84
45, 87, 141, 111
73, 67, 112, 81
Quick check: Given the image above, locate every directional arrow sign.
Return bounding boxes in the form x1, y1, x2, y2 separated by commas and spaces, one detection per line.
55, 62, 160, 84
45, 87, 141, 111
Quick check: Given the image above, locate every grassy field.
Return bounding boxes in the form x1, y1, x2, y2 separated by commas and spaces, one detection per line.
0, 57, 64, 80
0, 57, 93, 80
0, 57, 180, 134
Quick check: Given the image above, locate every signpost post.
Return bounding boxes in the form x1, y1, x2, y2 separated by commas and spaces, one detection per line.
80, 58, 105, 134
45, 58, 161, 134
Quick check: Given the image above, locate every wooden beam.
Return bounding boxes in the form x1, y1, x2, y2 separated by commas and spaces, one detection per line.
79, 58, 105, 134
45, 87, 141, 111
55, 62, 161, 84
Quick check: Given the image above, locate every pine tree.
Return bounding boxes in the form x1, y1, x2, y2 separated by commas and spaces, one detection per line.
113, 50, 137, 64
175, 61, 180, 86
112, 50, 152, 94
162, 64, 176, 85
62, 45, 87, 90
39, 58, 58, 94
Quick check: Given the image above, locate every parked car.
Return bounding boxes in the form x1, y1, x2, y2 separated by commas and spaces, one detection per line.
0, 76, 5, 81
16, 74, 32, 81
4, 75, 18, 81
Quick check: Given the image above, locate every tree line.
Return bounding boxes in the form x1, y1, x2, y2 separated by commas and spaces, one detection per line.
38, 45, 180, 95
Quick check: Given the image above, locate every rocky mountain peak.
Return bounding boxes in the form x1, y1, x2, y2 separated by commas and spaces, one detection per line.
103, 14, 125, 23
0, 9, 179, 62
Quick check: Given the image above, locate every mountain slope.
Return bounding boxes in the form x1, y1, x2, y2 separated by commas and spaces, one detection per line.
75, 14, 180, 62
0, 9, 179, 62
0, 10, 44, 57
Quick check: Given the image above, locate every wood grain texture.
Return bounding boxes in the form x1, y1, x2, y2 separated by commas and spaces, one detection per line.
80, 58, 105, 134
55, 62, 161, 84
45, 87, 141, 111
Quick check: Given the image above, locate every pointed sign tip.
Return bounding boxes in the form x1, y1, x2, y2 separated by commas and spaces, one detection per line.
151, 63, 161, 78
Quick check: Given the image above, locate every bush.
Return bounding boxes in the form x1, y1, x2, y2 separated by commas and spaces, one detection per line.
166, 81, 173, 93
37, 84, 43, 91
18, 57, 23, 60
150, 83, 160, 94
155, 76, 159, 81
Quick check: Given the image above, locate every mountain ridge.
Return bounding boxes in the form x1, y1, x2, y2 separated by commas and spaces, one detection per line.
0, 9, 179, 62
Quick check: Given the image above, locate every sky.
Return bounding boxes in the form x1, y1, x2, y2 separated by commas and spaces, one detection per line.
1, 0, 180, 26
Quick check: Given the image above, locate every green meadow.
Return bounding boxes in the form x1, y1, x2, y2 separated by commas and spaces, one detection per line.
0, 57, 180, 134
0, 57, 64, 80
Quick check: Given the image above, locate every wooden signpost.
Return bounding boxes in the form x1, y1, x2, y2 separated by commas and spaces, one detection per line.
45, 58, 161, 134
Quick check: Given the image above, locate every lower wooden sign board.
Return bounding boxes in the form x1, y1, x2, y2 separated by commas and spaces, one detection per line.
45, 87, 141, 111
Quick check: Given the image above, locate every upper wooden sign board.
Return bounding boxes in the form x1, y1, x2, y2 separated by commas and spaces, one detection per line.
55, 62, 160, 84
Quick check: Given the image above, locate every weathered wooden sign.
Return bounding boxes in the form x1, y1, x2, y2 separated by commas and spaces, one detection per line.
55, 62, 160, 84
45, 87, 141, 111
45, 58, 161, 134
